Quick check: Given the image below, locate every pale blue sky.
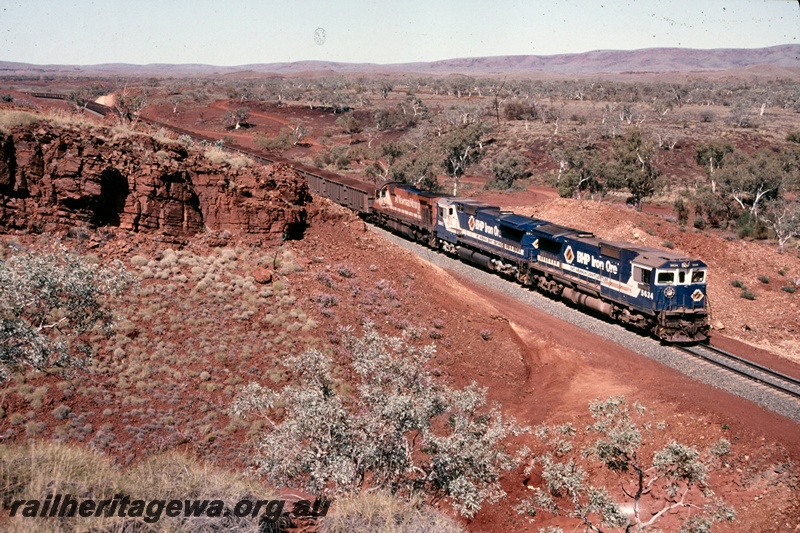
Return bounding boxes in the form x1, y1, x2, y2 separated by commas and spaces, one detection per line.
2, 0, 798, 66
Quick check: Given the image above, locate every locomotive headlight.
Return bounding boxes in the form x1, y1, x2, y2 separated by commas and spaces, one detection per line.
664, 286, 675, 299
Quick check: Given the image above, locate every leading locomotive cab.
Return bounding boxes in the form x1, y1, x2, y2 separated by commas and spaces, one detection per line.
634, 255, 709, 342
652, 264, 707, 312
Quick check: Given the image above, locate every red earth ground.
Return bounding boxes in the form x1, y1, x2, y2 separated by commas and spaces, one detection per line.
2, 96, 799, 532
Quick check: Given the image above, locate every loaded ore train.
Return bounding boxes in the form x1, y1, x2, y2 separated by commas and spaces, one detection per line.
104, 109, 709, 344
299, 171, 710, 343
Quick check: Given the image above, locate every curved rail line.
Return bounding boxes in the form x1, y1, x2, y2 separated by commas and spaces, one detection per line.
674, 344, 800, 400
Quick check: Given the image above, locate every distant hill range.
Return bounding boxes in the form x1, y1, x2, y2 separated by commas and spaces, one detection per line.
2, 45, 798, 78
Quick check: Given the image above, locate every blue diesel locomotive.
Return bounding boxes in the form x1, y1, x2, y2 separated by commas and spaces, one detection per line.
374, 182, 709, 343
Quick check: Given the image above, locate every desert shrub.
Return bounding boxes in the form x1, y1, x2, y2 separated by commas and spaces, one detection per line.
480, 329, 492, 341
730, 280, 744, 289
130, 255, 149, 267
486, 150, 531, 190
786, 131, 800, 144
758, 276, 770, 284
741, 290, 756, 300
203, 148, 253, 169
254, 132, 292, 153
334, 263, 356, 278
693, 188, 736, 228
735, 211, 770, 240
335, 152, 351, 170
231, 322, 529, 518
316, 270, 335, 288
204, 149, 228, 165
227, 155, 253, 170
517, 396, 735, 533
177, 134, 194, 147
312, 153, 328, 168
781, 285, 796, 293
52, 404, 71, 421
699, 110, 716, 123
662, 240, 674, 249
311, 293, 339, 308
709, 438, 732, 458
503, 100, 537, 121
674, 197, 690, 225
0, 244, 133, 381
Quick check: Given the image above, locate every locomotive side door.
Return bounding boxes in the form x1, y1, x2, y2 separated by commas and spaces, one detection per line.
421, 203, 433, 228
443, 204, 460, 233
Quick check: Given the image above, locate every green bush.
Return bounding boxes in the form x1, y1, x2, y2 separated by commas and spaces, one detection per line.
674, 197, 690, 225
736, 212, 770, 240
487, 150, 532, 191
741, 290, 756, 300
254, 132, 292, 153
731, 280, 744, 288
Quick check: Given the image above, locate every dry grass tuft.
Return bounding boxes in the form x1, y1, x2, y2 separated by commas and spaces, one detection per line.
203, 148, 253, 170
0, 441, 273, 532
320, 491, 464, 533
0, 110, 41, 129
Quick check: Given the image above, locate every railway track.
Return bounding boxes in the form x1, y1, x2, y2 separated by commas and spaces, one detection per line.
673, 343, 800, 400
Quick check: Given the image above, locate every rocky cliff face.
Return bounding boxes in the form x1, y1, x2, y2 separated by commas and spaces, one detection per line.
0, 121, 310, 240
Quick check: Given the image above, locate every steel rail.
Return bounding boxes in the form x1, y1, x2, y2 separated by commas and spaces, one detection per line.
674, 344, 800, 400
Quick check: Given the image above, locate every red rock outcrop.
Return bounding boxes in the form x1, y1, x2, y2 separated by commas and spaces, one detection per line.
0, 120, 310, 239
